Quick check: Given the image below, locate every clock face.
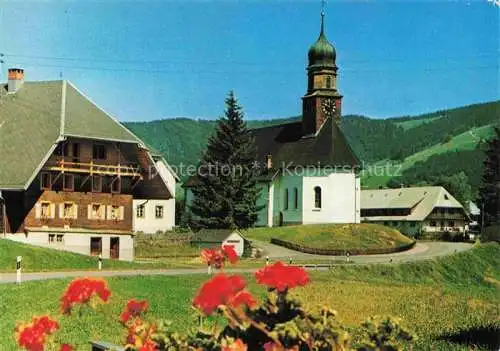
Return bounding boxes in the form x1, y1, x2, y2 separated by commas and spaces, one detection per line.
321, 98, 336, 118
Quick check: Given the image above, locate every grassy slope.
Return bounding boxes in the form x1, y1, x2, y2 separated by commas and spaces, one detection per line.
243, 223, 413, 250
394, 115, 443, 130
0, 244, 498, 350
134, 233, 200, 259
0, 239, 168, 272
361, 124, 496, 189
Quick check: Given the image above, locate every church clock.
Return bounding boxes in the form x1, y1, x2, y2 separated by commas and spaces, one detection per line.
321, 98, 336, 119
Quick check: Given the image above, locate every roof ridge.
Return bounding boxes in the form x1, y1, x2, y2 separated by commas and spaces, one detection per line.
250, 120, 301, 131
64, 80, 145, 147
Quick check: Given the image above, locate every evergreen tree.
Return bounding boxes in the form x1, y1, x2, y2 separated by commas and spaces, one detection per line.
189, 91, 261, 229
478, 127, 500, 227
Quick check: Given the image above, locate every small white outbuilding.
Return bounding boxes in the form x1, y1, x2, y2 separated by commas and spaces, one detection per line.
190, 229, 248, 257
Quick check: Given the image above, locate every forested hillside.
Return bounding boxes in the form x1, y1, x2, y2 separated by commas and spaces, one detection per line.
124, 101, 499, 201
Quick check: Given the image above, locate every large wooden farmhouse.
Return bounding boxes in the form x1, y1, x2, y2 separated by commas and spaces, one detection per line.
0, 69, 178, 260
184, 11, 361, 226
361, 186, 469, 237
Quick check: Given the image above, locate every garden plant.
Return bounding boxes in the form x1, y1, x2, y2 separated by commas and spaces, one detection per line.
13, 245, 414, 351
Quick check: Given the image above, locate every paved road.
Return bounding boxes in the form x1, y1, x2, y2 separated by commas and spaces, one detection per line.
0, 242, 472, 284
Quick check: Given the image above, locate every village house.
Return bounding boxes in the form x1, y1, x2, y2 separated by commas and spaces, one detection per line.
184, 11, 361, 227
360, 186, 469, 237
0, 68, 178, 260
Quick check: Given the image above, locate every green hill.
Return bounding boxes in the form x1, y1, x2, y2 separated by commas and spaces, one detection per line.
124, 100, 499, 199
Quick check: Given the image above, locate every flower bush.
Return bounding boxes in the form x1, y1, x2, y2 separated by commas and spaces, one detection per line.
201, 245, 239, 269
14, 259, 414, 350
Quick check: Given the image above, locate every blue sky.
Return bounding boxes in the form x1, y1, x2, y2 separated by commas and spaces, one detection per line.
0, 0, 498, 122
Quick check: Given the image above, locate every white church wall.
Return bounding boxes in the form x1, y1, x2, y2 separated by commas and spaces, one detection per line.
302, 170, 358, 224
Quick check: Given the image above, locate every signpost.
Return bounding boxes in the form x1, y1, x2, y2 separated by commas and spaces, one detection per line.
16, 256, 22, 284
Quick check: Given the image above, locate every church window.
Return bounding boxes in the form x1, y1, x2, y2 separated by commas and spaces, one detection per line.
314, 186, 322, 209
284, 189, 289, 210
325, 76, 332, 88
294, 188, 299, 209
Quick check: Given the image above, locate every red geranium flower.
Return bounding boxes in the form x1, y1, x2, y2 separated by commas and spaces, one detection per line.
222, 245, 239, 264
139, 339, 157, 351
60, 277, 111, 314
255, 261, 310, 292
193, 273, 254, 315
120, 299, 149, 323
15, 315, 59, 351
59, 344, 73, 351
222, 338, 248, 351
228, 290, 257, 309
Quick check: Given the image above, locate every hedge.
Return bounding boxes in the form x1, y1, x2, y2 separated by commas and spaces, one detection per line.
269, 238, 416, 256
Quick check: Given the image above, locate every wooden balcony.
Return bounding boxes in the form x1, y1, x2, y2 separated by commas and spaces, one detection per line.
43, 159, 143, 179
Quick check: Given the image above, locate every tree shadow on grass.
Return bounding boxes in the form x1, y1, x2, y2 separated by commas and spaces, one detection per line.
437, 325, 500, 350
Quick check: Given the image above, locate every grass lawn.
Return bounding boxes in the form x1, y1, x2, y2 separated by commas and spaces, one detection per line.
0, 239, 177, 272
243, 223, 413, 251
134, 232, 200, 259
1, 244, 497, 350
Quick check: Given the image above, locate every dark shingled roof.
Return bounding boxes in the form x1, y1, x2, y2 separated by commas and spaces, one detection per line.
183, 117, 359, 188
251, 117, 359, 169
0, 80, 147, 189
190, 229, 244, 243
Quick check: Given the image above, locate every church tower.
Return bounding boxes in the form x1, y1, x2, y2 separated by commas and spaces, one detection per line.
302, 8, 342, 136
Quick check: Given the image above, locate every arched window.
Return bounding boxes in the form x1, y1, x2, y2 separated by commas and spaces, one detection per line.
284, 188, 289, 210
294, 187, 299, 209
325, 76, 332, 88
314, 186, 322, 209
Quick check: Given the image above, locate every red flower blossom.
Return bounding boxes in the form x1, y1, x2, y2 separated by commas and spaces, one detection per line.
228, 291, 257, 310
60, 277, 111, 314
15, 315, 59, 351
222, 338, 248, 351
125, 317, 157, 349
255, 261, 310, 292
59, 344, 73, 351
120, 299, 149, 323
139, 339, 157, 351
193, 273, 254, 315
222, 245, 239, 264
201, 248, 219, 265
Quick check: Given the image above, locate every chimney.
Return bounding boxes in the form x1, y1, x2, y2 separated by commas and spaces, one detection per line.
266, 154, 273, 169
8, 68, 24, 93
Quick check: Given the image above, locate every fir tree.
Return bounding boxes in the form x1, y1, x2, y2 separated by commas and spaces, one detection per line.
189, 91, 261, 229
478, 127, 500, 228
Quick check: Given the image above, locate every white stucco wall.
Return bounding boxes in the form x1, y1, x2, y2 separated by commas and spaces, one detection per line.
133, 199, 175, 233
5, 232, 134, 261
302, 170, 359, 224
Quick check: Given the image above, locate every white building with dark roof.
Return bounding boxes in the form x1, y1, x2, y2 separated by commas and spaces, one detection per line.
361, 186, 469, 237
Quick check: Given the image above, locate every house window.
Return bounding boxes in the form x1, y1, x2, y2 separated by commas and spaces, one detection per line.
284, 189, 289, 210
111, 178, 121, 194
54, 143, 70, 157
294, 187, 299, 209
72, 143, 80, 159
63, 174, 74, 191
448, 221, 455, 227
41, 202, 52, 218
92, 176, 102, 193
40, 172, 52, 190
90, 237, 102, 256
110, 205, 121, 220
155, 205, 164, 219
314, 186, 322, 209
56, 234, 64, 243
93, 144, 106, 160
63, 202, 77, 219
90, 204, 105, 220
430, 221, 436, 227
48, 234, 55, 243
137, 205, 145, 218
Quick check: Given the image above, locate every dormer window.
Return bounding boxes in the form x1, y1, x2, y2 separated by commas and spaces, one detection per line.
63, 174, 74, 191
40, 172, 52, 190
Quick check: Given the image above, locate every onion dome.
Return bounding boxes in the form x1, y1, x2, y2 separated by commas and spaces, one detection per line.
308, 12, 336, 68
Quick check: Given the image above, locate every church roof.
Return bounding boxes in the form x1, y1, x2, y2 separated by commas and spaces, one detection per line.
251, 117, 359, 171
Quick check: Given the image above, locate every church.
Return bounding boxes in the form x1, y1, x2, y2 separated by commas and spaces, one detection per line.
251, 10, 360, 227
184, 10, 361, 227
